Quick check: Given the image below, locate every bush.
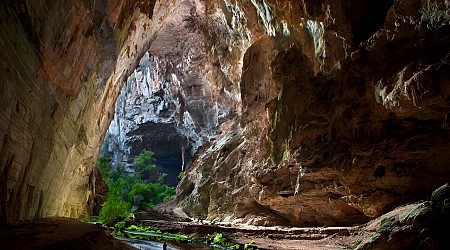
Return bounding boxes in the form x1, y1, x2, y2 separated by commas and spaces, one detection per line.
97, 150, 176, 222
98, 178, 132, 224
212, 233, 240, 249
128, 182, 175, 209
133, 150, 156, 172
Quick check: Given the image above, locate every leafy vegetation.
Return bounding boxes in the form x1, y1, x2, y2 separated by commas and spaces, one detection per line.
211, 233, 240, 249
98, 178, 133, 223
177, 171, 185, 180
97, 150, 176, 224
244, 240, 255, 250
115, 224, 255, 249
127, 182, 175, 209
124, 225, 192, 241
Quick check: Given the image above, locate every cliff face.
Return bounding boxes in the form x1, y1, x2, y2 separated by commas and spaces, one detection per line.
0, 0, 164, 223
0, 0, 449, 227
177, 0, 450, 226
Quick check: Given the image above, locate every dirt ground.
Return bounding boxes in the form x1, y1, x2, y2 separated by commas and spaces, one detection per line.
0, 218, 134, 250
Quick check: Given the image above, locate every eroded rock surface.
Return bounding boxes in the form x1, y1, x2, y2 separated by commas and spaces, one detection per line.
0, 0, 164, 223
177, 0, 450, 226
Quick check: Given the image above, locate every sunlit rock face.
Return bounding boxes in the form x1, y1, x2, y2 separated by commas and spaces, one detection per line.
177, 0, 450, 226
0, 0, 165, 223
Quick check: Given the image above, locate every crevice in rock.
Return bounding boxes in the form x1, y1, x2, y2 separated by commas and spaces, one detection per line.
345, 0, 394, 45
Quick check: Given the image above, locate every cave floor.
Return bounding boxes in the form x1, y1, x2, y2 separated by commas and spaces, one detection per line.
0, 218, 362, 250
137, 218, 364, 250
0, 203, 414, 250
147, 201, 418, 250
0, 218, 134, 250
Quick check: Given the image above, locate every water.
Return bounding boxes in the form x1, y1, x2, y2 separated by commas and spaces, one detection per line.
120, 237, 216, 250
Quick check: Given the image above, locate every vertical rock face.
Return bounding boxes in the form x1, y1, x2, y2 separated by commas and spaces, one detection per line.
0, 0, 163, 223
177, 0, 450, 226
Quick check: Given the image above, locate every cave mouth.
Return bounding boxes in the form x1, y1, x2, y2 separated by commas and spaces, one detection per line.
103, 122, 189, 186
101, 53, 195, 187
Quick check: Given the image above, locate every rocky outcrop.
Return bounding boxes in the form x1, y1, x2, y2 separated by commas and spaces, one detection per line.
177, 0, 450, 226
355, 183, 450, 249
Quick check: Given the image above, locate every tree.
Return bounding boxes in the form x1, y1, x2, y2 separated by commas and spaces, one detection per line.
128, 182, 175, 209
98, 157, 111, 179
97, 150, 175, 222
133, 150, 156, 172
98, 178, 132, 224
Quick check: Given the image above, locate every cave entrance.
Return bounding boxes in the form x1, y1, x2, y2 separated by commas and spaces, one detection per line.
101, 53, 193, 187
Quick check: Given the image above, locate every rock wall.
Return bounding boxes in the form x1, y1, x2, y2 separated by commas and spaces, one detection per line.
0, 0, 167, 224
177, 0, 450, 226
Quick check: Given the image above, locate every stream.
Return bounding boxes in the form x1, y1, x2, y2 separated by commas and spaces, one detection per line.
118, 230, 227, 250
120, 237, 216, 250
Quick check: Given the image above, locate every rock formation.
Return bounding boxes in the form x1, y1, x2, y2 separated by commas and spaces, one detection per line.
0, 0, 163, 223
177, 0, 450, 226
0, 0, 449, 232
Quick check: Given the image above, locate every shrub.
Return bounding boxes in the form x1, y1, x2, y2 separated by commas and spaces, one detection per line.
133, 150, 156, 172
97, 150, 175, 222
128, 182, 175, 209
212, 233, 240, 249
98, 157, 111, 179
98, 178, 132, 224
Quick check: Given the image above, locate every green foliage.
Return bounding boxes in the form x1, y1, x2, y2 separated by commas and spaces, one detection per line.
97, 150, 176, 223
212, 233, 240, 249
128, 182, 175, 209
125, 225, 192, 240
120, 225, 251, 249
126, 224, 150, 232
244, 239, 255, 250
98, 157, 111, 179
108, 164, 132, 184
177, 171, 185, 180
115, 220, 126, 230
213, 233, 225, 245
80, 217, 98, 223
133, 150, 156, 172
158, 173, 168, 184
98, 178, 132, 224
